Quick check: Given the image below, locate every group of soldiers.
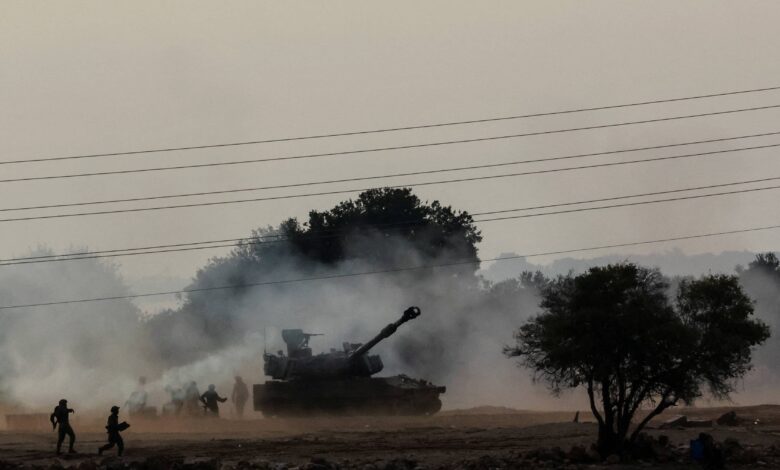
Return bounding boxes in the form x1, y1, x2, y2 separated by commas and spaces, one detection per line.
159, 377, 249, 418
48, 376, 251, 457
125, 376, 250, 418
49, 400, 127, 457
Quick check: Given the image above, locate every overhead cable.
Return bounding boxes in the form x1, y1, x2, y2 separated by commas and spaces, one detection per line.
3, 175, 780, 265
4, 85, 780, 166
4, 131, 780, 213
1, 141, 778, 223
3, 104, 780, 184
2, 223, 780, 310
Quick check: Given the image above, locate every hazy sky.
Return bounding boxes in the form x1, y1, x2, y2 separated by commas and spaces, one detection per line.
3, 1, 780, 292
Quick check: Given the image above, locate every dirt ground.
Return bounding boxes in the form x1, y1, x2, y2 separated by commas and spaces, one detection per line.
2, 405, 780, 469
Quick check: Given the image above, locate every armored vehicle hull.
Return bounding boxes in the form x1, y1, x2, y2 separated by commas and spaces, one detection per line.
254, 375, 444, 416
254, 307, 445, 416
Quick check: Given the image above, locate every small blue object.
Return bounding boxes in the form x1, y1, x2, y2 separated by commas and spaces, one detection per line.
690, 439, 705, 461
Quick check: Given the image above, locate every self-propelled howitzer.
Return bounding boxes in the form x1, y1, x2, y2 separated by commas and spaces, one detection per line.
254, 307, 445, 416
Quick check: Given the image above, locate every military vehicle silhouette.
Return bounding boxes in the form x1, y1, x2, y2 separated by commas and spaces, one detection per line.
254, 306, 445, 416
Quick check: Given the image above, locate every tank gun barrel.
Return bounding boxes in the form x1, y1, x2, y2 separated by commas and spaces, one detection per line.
349, 306, 420, 360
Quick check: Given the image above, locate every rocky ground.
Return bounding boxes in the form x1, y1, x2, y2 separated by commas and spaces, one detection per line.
1, 406, 780, 469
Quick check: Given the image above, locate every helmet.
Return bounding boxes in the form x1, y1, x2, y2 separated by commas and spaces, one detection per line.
59, 399, 67, 406
110, 405, 120, 413
208, 384, 216, 391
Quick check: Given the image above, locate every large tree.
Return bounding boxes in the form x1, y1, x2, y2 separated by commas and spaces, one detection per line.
505, 263, 769, 458
147, 187, 482, 363
279, 187, 481, 271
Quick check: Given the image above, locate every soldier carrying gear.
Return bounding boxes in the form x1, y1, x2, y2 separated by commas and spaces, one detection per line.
49, 399, 76, 455
98, 406, 130, 457
200, 384, 227, 416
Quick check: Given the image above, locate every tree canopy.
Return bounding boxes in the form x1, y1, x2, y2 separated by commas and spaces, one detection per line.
505, 263, 769, 458
278, 187, 481, 269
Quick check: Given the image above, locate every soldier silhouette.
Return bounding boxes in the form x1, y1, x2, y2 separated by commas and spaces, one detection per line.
200, 384, 227, 416
98, 406, 129, 456
231, 376, 249, 418
183, 381, 201, 416
49, 399, 76, 455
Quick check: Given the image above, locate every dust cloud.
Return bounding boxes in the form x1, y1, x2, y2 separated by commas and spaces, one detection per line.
1, 238, 776, 415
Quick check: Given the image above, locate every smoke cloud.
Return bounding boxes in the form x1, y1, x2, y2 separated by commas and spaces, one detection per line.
2, 238, 776, 415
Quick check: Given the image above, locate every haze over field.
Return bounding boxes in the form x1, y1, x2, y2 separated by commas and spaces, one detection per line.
2, 1, 780, 420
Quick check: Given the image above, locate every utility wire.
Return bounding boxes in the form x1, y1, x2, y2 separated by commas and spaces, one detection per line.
0, 237, 255, 263
3, 104, 779, 184
3, 223, 780, 310
4, 131, 779, 213
474, 184, 780, 221
4, 175, 780, 266
1, 141, 777, 223
4, 85, 780, 166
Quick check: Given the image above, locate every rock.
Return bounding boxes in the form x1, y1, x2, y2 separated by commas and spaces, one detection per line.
77, 460, 98, 470
306, 458, 338, 470
685, 419, 713, 428
143, 456, 185, 470
536, 447, 565, 462
660, 415, 688, 429
382, 459, 417, 470
722, 438, 759, 464
566, 445, 591, 463
100, 458, 124, 470
585, 445, 601, 462
655, 445, 673, 463
605, 454, 620, 464
722, 437, 742, 452
183, 459, 221, 470
631, 432, 676, 462
458, 455, 502, 469
717, 410, 740, 426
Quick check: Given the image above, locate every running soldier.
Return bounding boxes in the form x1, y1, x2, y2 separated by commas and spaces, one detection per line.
98, 406, 129, 457
49, 399, 76, 455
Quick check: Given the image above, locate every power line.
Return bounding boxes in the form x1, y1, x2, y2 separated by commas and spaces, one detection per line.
4, 85, 780, 166
4, 175, 780, 266
474, 183, 780, 221
4, 130, 779, 213
474, 175, 780, 216
3, 104, 779, 184
2, 223, 779, 310
1, 141, 777, 223
0, 237, 254, 263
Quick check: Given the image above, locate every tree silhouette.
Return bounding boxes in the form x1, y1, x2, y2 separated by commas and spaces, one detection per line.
280, 187, 481, 277
506, 263, 769, 458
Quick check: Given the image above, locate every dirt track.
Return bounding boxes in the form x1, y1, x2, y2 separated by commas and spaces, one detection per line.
2, 406, 780, 468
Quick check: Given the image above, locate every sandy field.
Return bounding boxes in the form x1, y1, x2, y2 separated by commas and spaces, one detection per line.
2, 406, 780, 469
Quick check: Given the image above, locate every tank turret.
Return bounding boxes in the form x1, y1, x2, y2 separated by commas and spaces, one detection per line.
263, 307, 420, 380
254, 306, 445, 416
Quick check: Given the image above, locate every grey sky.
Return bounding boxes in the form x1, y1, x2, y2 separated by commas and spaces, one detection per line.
2, 1, 780, 290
